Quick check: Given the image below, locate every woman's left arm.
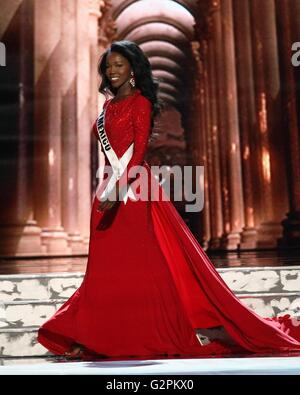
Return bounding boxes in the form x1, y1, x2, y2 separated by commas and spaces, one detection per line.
116, 95, 152, 192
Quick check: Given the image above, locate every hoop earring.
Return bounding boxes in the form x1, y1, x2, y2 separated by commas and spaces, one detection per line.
129, 71, 135, 88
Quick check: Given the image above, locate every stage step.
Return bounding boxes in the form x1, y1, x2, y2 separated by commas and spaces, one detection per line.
0, 266, 299, 357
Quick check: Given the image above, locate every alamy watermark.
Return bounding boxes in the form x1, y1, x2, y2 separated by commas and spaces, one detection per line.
0, 42, 6, 66
291, 42, 300, 67
96, 165, 205, 213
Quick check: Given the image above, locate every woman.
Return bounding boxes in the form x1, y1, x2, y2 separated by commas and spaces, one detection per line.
38, 41, 300, 360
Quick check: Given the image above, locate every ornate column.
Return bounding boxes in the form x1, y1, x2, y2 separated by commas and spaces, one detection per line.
201, 41, 214, 250
60, 0, 84, 253
233, 0, 258, 249
0, 0, 42, 256
207, 36, 223, 250
34, 0, 70, 254
250, 0, 288, 248
75, 0, 93, 245
211, 3, 232, 249
191, 41, 211, 248
201, 58, 211, 250
276, 0, 300, 246
220, 0, 245, 250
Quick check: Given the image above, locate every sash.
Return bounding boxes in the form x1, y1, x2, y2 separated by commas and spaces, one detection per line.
96, 106, 137, 204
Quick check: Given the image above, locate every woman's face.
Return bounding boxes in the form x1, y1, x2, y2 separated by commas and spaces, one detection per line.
105, 51, 132, 89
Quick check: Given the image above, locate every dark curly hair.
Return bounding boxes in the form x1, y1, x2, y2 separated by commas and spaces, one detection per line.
98, 40, 162, 130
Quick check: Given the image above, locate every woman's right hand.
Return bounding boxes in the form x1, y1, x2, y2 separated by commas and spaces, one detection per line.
97, 199, 117, 212
97, 182, 121, 212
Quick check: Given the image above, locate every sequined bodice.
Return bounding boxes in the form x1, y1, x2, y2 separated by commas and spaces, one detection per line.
93, 89, 152, 174
104, 93, 137, 159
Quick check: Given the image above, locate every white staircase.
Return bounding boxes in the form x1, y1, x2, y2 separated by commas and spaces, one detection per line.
0, 267, 300, 357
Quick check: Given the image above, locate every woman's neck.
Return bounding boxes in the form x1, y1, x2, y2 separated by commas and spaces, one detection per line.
116, 89, 136, 98
112, 88, 137, 102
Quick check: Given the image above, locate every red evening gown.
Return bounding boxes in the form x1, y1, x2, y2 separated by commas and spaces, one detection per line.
38, 89, 300, 360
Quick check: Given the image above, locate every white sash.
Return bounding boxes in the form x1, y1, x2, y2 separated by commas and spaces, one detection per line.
96, 106, 137, 204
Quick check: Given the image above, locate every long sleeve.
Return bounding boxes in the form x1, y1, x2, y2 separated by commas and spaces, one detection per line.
117, 95, 152, 190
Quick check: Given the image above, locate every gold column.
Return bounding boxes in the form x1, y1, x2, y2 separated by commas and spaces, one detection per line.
191, 41, 211, 248
220, 0, 245, 250
203, 40, 213, 249
233, 0, 258, 249
207, 37, 223, 250
60, 0, 84, 253
212, 3, 232, 249
250, 0, 288, 248
34, 0, 69, 254
276, 0, 300, 246
76, 0, 93, 246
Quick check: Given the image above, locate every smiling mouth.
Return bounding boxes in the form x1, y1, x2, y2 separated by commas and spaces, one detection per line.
110, 77, 120, 82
